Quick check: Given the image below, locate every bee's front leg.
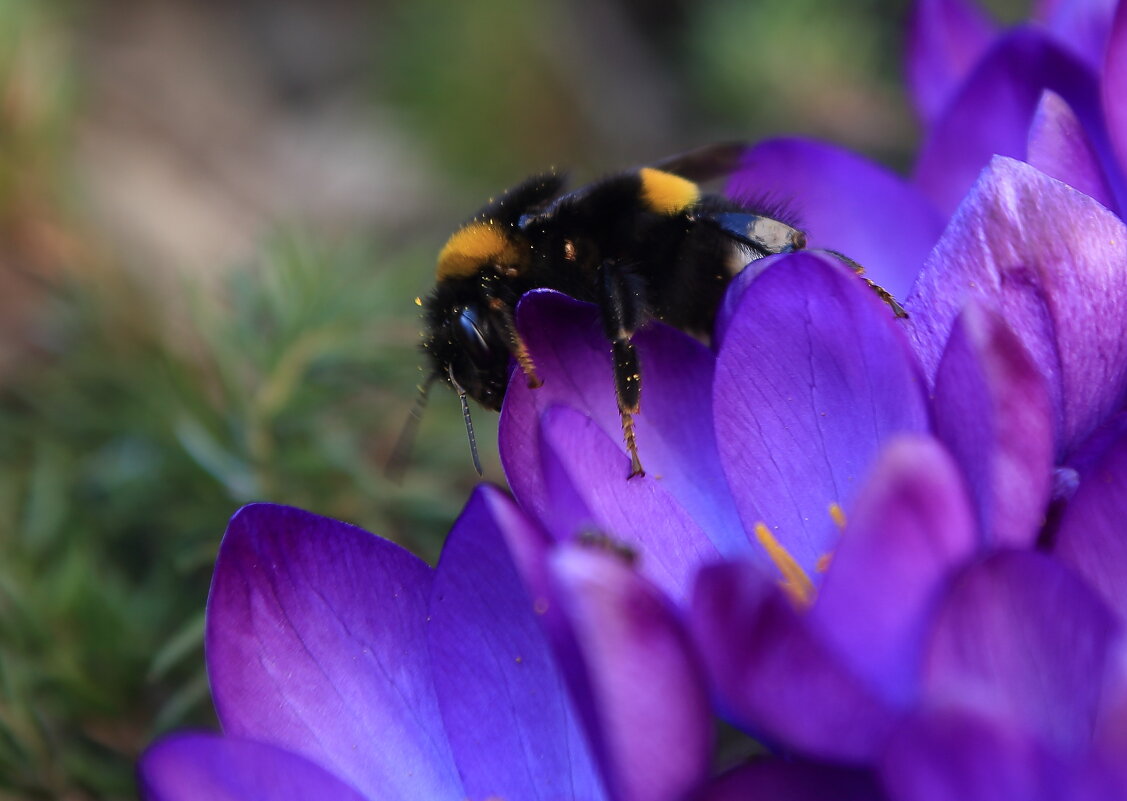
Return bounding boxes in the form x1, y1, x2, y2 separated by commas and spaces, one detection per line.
597, 261, 649, 479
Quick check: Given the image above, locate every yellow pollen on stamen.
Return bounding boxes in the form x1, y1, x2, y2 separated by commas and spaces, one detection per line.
828, 502, 846, 530
815, 553, 833, 573
753, 522, 815, 607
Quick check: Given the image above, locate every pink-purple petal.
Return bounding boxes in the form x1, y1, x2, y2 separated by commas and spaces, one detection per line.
913, 27, 1105, 216
427, 486, 607, 801
881, 708, 1063, 801
726, 139, 945, 299
552, 544, 711, 801
1105, 0, 1127, 173
810, 436, 977, 709
714, 253, 929, 574
501, 291, 617, 524
907, 156, 1127, 456
931, 303, 1053, 547
1038, 0, 1121, 70
906, 0, 997, 123
1027, 90, 1118, 210
922, 551, 1119, 757
139, 734, 370, 801
539, 405, 722, 601
206, 503, 462, 800
501, 291, 745, 550
691, 561, 898, 762
1055, 427, 1127, 625
690, 760, 885, 801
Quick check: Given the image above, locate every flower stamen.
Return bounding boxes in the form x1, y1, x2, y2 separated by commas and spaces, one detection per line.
753, 522, 815, 607
828, 502, 846, 530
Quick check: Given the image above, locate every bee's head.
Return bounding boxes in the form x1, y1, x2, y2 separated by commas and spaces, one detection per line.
423, 294, 511, 411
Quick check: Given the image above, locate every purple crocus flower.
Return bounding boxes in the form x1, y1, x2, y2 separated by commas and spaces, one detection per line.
143, 2, 1127, 798
139, 490, 713, 801
690, 430, 1127, 798
490, 0, 1127, 795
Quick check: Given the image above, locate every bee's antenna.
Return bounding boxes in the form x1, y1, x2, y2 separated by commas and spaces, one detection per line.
448, 368, 483, 476
386, 372, 439, 483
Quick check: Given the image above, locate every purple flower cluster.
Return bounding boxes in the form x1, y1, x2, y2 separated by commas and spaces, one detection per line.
141, 1, 1127, 799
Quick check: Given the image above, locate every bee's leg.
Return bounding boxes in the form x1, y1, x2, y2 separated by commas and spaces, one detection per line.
495, 299, 543, 388
598, 262, 648, 478
823, 249, 908, 319
483, 290, 542, 388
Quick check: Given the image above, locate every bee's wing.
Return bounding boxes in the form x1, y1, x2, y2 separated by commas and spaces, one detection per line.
649, 142, 747, 184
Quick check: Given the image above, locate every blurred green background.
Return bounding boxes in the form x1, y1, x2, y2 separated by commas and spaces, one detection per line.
0, 0, 1025, 797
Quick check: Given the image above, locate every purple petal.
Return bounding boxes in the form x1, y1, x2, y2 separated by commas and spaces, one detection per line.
690, 760, 885, 801
1055, 427, 1127, 625
427, 486, 606, 801
552, 544, 711, 801
906, 157, 1127, 456
1085, 650, 1127, 801
881, 708, 1063, 801
1027, 90, 1118, 210
539, 405, 722, 601
1037, 0, 1120, 71
501, 291, 746, 553
913, 27, 1105, 216
714, 253, 929, 574
691, 561, 898, 762
726, 139, 945, 299
206, 504, 462, 800
139, 734, 369, 801
906, 0, 997, 123
810, 436, 977, 709
931, 303, 1053, 547
1105, 0, 1127, 174
922, 551, 1119, 757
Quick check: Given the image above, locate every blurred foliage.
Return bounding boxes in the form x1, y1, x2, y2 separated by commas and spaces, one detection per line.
0, 236, 486, 798
0, 0, 1029, 798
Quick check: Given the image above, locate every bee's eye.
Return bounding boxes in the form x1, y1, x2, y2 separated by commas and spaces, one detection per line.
453, 306, 493, 366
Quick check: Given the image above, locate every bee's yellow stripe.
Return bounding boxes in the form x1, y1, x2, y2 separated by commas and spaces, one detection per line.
639, 168, 700, 215
437, 222, 521, 279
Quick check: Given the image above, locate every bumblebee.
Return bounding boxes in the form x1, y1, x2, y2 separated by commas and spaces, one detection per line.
415, 143, 901, 478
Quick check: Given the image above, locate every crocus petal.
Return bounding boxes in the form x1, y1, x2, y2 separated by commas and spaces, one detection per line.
691, 560, 898, 761
726, 139, 945, 299
906, 0, 997, 123
1105, 0, 1127, 173
1055, 427, 1127, 625
907, 156, 1127, 456
715, 253, 929, 574
914, 27, 1106, 216
922, 551, 1119, 757
206, 504, 462, 800
539, 405, 722, 601
552, 543, 712, 801
1027, 90, 1118, 210
1038, 0, 1120, 71
931, 303, 1053, 547
690, 760, 885, 801
881, 708, 1063, 801
139, 734, 369, 801
427, 486, 607, 801
501, 291, 746, 553
811, 436, 977, 709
